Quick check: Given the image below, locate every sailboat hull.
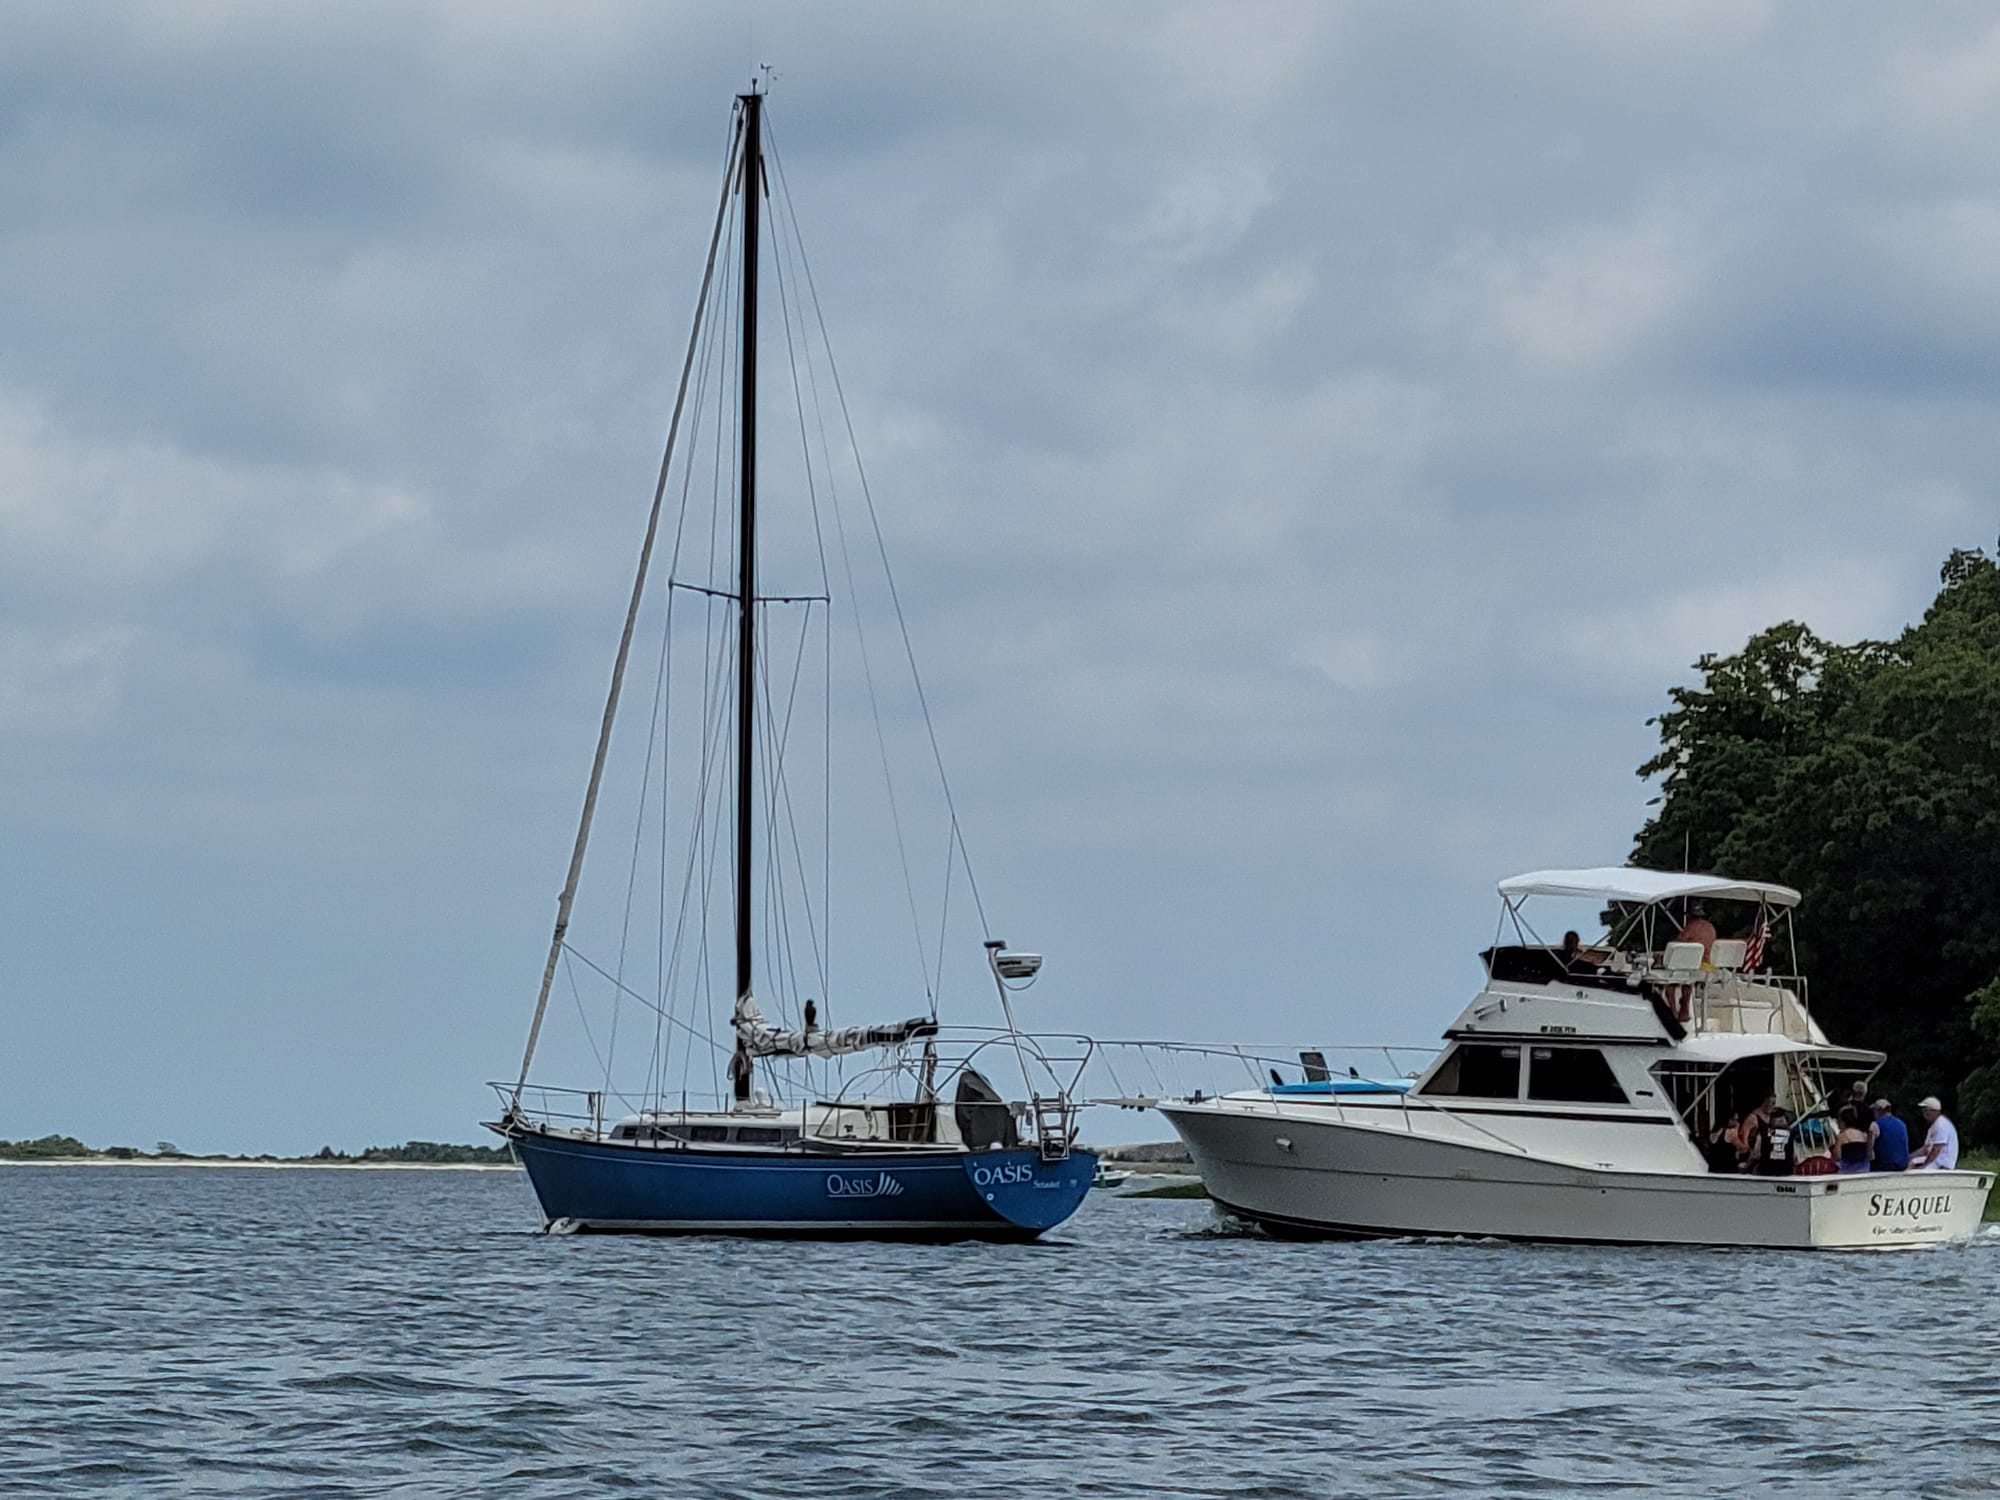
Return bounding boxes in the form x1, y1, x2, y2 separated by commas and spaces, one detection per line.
504, 1129, 1097, 1239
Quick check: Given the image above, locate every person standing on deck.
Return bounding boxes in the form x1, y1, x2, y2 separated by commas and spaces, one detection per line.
1833, 1107, 1872, 1172
1666, 910, 1718, 1022
1737, 1093, 1776, 1157
1672, 908, 1718, 961
1869, 1099, 1910, 1172
1705, 1112, 1745, 1173
1844, 1080, 1871, 1120
1909, 1097, 1959, 1170
1752, 1108, 1797, 1176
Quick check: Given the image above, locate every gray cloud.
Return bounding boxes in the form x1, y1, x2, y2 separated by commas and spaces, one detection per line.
4, 2, 1996, 1149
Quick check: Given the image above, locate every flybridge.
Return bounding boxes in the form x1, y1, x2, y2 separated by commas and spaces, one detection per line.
1485, 864, 1813, 1040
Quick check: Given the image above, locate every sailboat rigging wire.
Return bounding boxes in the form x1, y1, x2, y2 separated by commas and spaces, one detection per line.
671, 604, 739, 1101
671, 175, 744, 1106
561, 946, 608, 1080
510, 108, 745, 1105
563, 941, 730, 1057
669, 580, 826, 603
821, 557, 832, 1046
648, 583, 672, 1107
773, 612, 830, 999
759, 639, 801, 1026
775, 616, 821, 1012
933, 822, 954, 1015
646, 302, 719, 1111
766, 121, 993, 944
750, 617, 825, 1007
765, 190, 840, 1049
561, 946, 665, 1122
755, 599, 823, 1023
608, 378, 712, 1098
681, 208, 740, 1105
605, 108, 746, 1111
642, 288, 723, 1104
760, 132, 933, 1007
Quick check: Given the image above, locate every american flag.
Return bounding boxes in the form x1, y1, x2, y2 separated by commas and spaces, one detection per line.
1743, 910, 1771, 970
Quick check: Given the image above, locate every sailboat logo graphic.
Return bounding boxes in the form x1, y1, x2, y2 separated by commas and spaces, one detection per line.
824, 1172, 905, 1199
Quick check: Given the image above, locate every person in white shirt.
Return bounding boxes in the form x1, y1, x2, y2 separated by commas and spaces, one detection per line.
1909, 1096, 1960, 1171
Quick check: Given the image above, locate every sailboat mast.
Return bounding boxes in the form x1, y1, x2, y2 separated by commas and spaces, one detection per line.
735, 88, 761, 1007
508, 109, 743, 1107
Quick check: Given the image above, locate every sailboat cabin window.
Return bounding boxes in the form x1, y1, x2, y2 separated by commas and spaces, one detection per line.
1528, 1047, 1628, 1105
1424, 1044, 1522, 1098
686, 1125, 731, 1143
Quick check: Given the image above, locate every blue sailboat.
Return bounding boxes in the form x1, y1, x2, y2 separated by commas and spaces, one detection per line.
488, 86, 1094, 1238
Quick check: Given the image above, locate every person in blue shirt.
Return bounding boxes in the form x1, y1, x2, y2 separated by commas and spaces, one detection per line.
1869, 1099, 1910, 1172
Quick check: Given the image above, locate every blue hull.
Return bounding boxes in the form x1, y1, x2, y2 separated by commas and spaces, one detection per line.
505, 1129, 1096, 1239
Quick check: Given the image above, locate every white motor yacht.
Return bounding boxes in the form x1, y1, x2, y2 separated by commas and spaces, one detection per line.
1159, 868, 1993, 1249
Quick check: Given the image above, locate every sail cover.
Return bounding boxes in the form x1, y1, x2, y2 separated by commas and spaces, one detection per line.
732, 994, 938, 1059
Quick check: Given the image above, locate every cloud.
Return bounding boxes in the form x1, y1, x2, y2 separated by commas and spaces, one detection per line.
1294, 632, 1392, 691
1874, 17, 2000, 154
0, 625, 141, 733
1123, 162, 1277, 267
1554, 560, 1902, 686
3, 2, 1999, 1149
0, 393, 428, 591
1474, 206, 1702, 370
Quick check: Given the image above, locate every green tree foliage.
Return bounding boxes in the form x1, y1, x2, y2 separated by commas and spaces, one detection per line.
354, 1140, 511, 1165
0, 1135, 93, 1159
1634, 544, 2000, 1140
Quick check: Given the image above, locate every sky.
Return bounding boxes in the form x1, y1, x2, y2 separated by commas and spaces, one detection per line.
4, 2, 1998, 1153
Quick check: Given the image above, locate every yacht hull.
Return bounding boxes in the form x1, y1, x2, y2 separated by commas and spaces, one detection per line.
1161, 1102, 1992, 1249
503, 1127, 1095, 1239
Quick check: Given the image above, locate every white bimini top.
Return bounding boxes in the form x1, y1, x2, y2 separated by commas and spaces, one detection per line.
1498, 867, 1801, 908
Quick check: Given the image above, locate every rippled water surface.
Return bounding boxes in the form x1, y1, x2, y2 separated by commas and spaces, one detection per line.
4, 1166, 1998, 1498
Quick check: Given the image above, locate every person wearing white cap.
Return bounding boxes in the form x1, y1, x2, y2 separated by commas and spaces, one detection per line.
1908, 1097, 1959, 1171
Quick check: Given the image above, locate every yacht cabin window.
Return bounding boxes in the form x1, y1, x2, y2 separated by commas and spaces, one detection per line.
1423, 1043, 1522, 1099
1527, 1046, 1628, 1105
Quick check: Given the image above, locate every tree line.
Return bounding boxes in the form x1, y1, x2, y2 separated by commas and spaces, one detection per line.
0, 1135, 513, 1164
1632, 542, 2000, 1143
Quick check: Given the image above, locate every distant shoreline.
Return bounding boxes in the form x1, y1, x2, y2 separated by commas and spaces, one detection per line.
0, 1156, 520, 1171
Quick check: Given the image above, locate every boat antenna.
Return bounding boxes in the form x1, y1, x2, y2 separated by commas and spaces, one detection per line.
509, 107, 745, 1108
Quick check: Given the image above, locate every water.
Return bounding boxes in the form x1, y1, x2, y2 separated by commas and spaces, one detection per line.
3, 1167, 1997, 1498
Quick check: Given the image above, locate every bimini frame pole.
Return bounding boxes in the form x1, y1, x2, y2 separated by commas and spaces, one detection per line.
511, 108, 745, 1108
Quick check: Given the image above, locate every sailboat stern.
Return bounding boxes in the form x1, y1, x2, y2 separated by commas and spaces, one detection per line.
959, 1147, 1097, 1232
